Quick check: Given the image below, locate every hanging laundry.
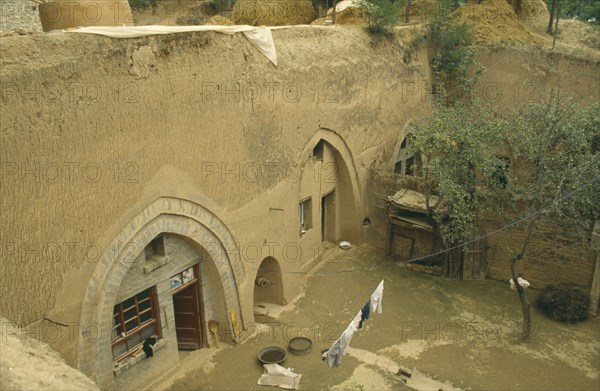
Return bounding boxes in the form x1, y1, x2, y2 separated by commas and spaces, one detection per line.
359, 299, 370, 329
324, 280, 384, 368
370, 280, 384, 314
326, 338, 343, 368
340, 312, 360, 355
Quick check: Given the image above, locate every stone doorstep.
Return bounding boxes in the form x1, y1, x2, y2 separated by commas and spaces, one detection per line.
113, 338, 167, 377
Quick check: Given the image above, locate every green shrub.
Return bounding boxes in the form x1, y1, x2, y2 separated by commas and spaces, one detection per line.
128, 0, 158, 11
430, 13, 483, 104
545, 0, 600, 23
204, 0, 236, 14
536, 284, 590, 323
356, 0, 403, 35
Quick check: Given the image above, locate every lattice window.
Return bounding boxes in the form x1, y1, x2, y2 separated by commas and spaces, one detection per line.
111, 287, 159, 361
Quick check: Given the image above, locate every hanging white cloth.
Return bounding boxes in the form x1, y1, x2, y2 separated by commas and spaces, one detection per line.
341, 311, 361, 355
370, 280, 384, 314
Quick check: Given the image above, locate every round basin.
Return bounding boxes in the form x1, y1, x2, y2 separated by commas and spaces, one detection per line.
339, 241, 351, 250
288, 337, 312, 355
258, 346, 286, 364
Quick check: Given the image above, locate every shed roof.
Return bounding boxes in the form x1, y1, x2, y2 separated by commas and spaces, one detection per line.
388, 189, 438, 213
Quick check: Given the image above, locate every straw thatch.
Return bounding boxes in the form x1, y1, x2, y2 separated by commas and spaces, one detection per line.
453, 0, 539, 44
233, 0, 315, 26
204, 15, 235, 25
326, 0, 365, 25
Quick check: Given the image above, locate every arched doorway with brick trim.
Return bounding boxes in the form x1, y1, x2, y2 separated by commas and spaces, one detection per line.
77, 197, 245, 390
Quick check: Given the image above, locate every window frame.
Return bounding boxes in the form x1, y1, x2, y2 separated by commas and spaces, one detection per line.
298, 197, 313, 233
492, 156, 511, 188
170, 265, 198, 294
111, 287, 160, 362
394, 135, 419, 176
313, 140, 324, 161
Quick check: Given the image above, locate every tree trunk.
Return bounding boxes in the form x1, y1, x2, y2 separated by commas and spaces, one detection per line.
512, 0, 522, 15
509, 217, 537, 342
547, 0, 557, 34
510, 255, 531, 341
552, 0, 560, 49
332, 0, 337, 24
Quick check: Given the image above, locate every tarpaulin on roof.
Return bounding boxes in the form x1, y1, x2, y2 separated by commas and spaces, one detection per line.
333, 0, 358, 13
388, 189, 438, 212
66, 25, 278, 66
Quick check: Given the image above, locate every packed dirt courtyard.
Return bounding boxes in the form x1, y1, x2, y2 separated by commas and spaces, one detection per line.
153, 244, 600, 391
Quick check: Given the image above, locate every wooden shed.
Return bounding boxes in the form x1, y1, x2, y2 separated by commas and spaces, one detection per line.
386, 189, 442, 274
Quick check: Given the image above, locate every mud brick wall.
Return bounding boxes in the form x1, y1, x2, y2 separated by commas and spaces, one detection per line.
0, 0, 42, 32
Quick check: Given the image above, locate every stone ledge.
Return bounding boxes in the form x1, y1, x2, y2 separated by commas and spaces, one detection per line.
113, 338, 167, 377
143, 255, 171, 274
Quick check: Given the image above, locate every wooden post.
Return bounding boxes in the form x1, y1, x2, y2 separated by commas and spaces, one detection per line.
589, 221, 600, 315
386, 222, 394, 256
332, 0, 337, 24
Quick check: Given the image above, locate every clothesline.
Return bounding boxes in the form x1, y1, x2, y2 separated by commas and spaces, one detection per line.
324, 280, 384, 368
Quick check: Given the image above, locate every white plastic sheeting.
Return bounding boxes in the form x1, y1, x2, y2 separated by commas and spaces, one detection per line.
66, 25, 278, 66
334, 0, 358, 13
257, 364, 302, 390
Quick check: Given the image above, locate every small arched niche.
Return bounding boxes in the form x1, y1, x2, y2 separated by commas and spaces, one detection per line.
253, 257, 285, 322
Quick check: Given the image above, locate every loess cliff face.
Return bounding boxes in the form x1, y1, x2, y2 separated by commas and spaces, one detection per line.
0, 317, 99, 391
